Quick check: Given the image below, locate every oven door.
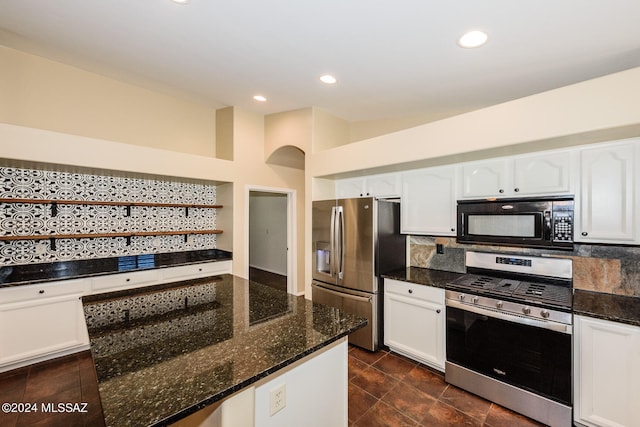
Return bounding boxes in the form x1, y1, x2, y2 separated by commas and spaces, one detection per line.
446, 302, 572, 405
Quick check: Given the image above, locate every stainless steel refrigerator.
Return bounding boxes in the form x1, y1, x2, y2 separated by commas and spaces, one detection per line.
312, 197, 406, 351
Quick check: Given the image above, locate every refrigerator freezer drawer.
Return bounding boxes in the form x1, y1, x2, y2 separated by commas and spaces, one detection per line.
312, 282, 377, 351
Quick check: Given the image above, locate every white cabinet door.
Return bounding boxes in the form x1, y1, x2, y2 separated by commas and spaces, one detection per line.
574, 315, 640, 427
335, 177, 365, 198
366, 173, 401, 198
461, 159, 509, 198
513, 151, 571, 196
384, 279, 445, 371
461, 152, 571, 199
401, 166, 457, 235
0, 290, 89, 370
577, 142, 638, 244
336, 173, 401, 198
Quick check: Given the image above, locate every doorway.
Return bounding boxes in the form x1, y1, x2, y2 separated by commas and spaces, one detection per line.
246, 187, 296, 294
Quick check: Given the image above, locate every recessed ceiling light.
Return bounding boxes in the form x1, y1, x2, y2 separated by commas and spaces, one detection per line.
458, 30, 488, 48
320, 75, 337, 84
171, 0, 189, 4
253, 95, 267, 102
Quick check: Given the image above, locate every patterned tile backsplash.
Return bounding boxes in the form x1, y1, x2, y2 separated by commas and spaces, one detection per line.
1, 167, 218, 265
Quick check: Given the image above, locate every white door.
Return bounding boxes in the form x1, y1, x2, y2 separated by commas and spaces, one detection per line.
577, 142, 637, 244
513, 151, 571, 196
401, 166, 457, 235
461, 159, 509, 198
574, 315, 640, 427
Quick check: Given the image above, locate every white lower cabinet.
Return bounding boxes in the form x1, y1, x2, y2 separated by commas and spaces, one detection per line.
384, 278, 445, 371
574, 315, 640, 427
0, 279, 90, 372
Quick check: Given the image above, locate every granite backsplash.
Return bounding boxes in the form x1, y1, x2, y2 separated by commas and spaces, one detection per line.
409, 236, 640, 298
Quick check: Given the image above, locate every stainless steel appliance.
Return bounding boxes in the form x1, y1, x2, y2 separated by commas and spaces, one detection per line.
457, 196, 574, 250
312, 197, 405, 351
445, 251, 573, 427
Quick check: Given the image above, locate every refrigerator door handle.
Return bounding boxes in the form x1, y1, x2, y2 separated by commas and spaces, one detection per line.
337, 206, 345, 279
312, 282, 372, 303
329, 206, 336, 277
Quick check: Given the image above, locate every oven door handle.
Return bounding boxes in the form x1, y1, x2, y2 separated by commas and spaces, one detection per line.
446, 299, 572, 334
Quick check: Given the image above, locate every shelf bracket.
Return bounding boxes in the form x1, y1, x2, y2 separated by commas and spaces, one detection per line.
185, 207, 189, 217
49, 237, 56, 251
51, 202, 58, 217
184, 234, 188, 243
126, 235, 132, 246
125, 205, 131, 217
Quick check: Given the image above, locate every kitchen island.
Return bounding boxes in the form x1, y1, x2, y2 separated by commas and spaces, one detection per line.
82, 274, 366, 427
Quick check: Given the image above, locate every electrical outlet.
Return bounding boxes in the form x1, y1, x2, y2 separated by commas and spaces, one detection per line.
269, 383, 286, 416
436, 243, 444, 254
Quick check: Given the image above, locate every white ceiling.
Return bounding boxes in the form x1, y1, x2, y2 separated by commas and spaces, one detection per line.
1, 0, 639, 123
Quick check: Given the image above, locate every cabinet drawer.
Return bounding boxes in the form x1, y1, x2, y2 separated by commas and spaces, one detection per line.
91, 269, 161, 292
0, 279, 86, 305
162, 261, 231, 281
385, 278, 444, 304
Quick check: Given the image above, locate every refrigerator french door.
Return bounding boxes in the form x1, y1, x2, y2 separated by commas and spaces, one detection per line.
312, 197, 405, 351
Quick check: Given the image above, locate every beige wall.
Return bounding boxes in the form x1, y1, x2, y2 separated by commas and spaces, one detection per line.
0, 46, 217, 157
310, 67, 640, 179
0, 47, 307, 294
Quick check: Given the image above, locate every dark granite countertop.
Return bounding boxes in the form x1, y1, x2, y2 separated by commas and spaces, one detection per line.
0, 249, 232, 288
82, 274, 366, 427
382, 267, 465, 289
573, 289, 640, 327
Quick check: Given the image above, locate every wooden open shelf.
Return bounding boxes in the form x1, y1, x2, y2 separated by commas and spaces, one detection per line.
0, 198, 223, 249
1, 230, 223, 241
0, 198, 222, 209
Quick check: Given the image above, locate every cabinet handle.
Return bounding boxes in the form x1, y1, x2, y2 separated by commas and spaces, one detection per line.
408, 289, 413, 294
581, 232, 588, 236
436, 309, 441, 314
499, 189, 504, 193
38, 290, 45, 294
126, 278, 131, 282
514, 188, 520, 192
451, 228, 455, 232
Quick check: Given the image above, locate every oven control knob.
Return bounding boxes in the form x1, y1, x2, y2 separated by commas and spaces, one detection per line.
471, 296, 479, 304
522, 306, 531, 315
496, 301, 504, 309
541, 310, 550, 319
458, 294, 466, 301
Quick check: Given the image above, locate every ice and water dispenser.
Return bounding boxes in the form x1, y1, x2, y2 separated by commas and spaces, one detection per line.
315, 241, 332, 276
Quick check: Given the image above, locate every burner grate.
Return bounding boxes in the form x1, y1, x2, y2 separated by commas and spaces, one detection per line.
513, 282, 572, 306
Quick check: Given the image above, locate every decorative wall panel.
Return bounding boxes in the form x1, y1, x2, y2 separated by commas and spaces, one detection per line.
0, 167, 218, 265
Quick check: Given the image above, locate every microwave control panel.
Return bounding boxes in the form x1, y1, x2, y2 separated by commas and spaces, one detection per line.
553, 212, 573, 241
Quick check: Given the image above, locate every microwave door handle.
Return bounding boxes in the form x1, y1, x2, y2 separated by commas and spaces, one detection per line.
330, 206, 336, 277
544, 210, 552, 240
337, 206, 345, 279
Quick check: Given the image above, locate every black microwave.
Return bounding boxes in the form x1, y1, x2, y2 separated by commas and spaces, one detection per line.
457, 196, 574, 250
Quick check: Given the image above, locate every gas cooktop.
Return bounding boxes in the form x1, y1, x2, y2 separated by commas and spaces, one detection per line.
447, 274, 572, 310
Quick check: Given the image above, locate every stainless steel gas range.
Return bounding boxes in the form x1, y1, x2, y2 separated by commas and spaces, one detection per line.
445, 251, 573, 427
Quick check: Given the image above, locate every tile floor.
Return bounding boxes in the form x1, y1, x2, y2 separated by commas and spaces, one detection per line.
0, 351, 105, 427
348, 345, 547, 427
0, 346, 547, 427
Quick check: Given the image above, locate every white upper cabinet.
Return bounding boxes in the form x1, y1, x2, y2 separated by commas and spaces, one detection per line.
401, 165, 457, 235
461, 151, 572, 198
461, 159, 509, 198
576, 140, 639, 244
513, 151, 572, 196
335, 173, 400, 199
